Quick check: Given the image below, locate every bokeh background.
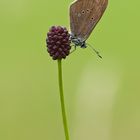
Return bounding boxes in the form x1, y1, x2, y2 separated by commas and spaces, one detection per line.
0, 0, 140, 140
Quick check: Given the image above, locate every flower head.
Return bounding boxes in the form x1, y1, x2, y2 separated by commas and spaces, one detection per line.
46, 26, 71, 60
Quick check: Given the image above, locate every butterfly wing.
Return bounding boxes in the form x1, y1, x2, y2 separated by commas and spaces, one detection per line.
70, 0, 108, 41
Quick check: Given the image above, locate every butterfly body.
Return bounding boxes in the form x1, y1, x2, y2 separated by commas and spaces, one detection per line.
70, 34, 86, 48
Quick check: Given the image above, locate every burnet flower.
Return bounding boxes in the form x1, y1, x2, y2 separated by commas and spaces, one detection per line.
46, 26, 71, 60
46, 25, 71, 140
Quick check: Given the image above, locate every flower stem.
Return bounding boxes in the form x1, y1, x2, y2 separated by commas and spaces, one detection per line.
57, 59, 70, 140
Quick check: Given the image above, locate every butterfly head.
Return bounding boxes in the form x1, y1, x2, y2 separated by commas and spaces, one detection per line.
70, 34, 86, 48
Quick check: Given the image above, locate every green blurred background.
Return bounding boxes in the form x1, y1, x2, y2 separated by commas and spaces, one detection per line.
0, 0, 140, 140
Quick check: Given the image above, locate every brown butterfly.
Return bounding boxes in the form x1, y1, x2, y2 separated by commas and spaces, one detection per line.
70, 0, 108, 57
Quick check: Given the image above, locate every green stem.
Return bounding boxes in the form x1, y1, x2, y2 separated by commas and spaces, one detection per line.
57, 59, 70, 140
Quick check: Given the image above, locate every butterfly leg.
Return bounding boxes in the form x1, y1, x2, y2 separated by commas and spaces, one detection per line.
70, 45, 77, 54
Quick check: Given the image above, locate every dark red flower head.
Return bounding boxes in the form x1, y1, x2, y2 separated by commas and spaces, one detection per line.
46, 26, 71, 60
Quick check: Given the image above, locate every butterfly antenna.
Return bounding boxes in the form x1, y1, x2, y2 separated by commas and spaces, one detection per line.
86, 43, 102, 58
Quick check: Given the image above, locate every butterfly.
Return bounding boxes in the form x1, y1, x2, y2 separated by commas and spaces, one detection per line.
70, 0, 108, 57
